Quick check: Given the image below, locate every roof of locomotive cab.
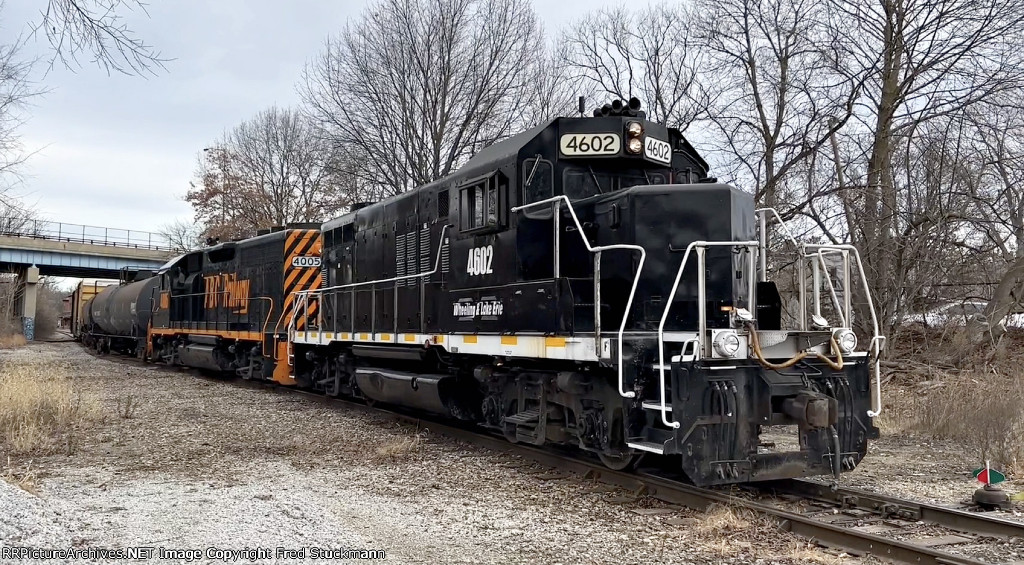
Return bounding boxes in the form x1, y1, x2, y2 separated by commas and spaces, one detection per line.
323, 120, 556, 233
156, 227, 313, 273
321, 114, 712, 233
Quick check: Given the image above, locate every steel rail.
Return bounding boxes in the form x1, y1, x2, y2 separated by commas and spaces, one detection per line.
87, 349, 1012, 565
763, 479, 1024, 541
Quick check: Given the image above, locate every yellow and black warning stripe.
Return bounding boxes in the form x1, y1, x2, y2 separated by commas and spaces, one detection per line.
282, 229, 323, 331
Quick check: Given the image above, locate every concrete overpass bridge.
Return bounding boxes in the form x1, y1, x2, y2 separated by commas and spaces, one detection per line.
0, 221, 177, 339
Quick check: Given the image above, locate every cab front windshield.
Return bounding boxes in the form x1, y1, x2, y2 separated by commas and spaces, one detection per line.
562, 166, 668, 200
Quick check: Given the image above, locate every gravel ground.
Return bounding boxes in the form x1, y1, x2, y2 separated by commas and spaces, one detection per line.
1, 341, 866, 565
4, 340, 1020, 563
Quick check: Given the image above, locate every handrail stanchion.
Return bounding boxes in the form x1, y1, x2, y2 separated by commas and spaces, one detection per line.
747, 246, 757, 314
842, 250, 852, 328
696, 246, 707, 355
812, 256, 822, 319
552, 200, 560, 279
657, 240, 759, 430
594, 250, 601, 343
798, 260, 807, 330
511, 196, 644, 400
758, 211, 767, 282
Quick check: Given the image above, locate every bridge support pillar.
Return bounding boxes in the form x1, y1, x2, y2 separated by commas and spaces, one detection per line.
17, 266, 39, 340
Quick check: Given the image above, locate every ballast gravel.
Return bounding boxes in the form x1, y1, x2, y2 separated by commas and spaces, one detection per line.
0, 341, 946, 565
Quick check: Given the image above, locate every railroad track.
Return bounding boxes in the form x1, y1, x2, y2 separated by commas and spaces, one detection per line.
87, 347, 1024, 565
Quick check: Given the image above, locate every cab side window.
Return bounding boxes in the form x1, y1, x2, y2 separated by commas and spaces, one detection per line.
522, 158, 553, 204
459, 172, 506, 233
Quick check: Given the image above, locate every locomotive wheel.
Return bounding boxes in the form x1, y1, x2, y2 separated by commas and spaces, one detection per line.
598, 450, 642, 471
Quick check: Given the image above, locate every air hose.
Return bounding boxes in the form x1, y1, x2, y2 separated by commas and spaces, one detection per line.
746, 322, 844, 371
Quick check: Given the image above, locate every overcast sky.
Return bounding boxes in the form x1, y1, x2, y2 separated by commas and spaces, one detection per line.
3, 0, 620, 235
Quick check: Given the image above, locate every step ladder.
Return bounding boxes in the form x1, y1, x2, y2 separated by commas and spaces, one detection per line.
504, 408, 541, 426
627, 439, 666, 454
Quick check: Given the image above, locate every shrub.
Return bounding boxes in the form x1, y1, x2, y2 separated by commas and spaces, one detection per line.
0, 360, 98, 454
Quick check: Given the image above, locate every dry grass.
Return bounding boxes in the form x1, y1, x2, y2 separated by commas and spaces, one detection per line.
2, 457, 38, 495
912, 374, 1023, 474
0, 333, 27, 349
695, 503, 758, 537
883, 326, 1024, 475
116, 394, 138, 419
0, 359, 100, 455
694, 504, 854, 563
782, 543, 849, 565
372, 435, 422, 462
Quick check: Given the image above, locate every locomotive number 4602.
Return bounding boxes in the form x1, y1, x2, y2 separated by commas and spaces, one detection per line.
467, 245, 494, 276
644, 137, 672, 165
559, 133, 621, 156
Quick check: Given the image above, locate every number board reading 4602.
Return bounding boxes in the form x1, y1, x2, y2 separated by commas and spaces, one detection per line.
644, 137, 672, 165
559, 133, 621, 157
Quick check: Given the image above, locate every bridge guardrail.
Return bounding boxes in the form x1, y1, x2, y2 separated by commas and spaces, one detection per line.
0, 220, 173, 252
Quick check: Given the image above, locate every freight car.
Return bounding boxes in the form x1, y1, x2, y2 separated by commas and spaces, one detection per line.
70, 278, 117, 339
287, 99, 886, 486
79, 274, 158, 356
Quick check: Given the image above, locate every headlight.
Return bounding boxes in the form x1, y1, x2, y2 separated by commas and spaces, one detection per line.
713, 330, 741, 358
626, 121, 643, 137
627, 138, 643, 154
833, 329, 857, 354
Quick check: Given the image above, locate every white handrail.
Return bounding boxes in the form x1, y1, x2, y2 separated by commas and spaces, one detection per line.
755, 207, 801, 249
287, 224, 452, 348
754, 207, 887, 418
806, 243, 886, 418
812, 249, 847, 328
656, 240, 759, 429
295, 224, 452, 297
511, 195, 645, 399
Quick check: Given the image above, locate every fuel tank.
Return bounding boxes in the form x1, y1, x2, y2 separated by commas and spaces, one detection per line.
87, 277, 160, 336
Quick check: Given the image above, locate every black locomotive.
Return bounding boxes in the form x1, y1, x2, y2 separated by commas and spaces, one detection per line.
288, 99, 885, 486
79, 100, 883, 486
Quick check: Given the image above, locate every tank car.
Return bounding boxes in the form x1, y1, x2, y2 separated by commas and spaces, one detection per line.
147, 226, 322, 382
80, 275, 159, 356
289, 99, 885, 486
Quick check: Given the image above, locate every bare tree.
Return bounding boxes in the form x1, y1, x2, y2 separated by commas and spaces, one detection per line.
36, 0, 165, 74
0, 28, 32, 186
560, 5, 713, 129
186, 107, 348, 241
826, 0, 1024, 335
0, 0, 162, 211
515, 45, 578, 130
301, 0, 545, 197
0, 198, 39, 235
695, 0, 861, 211
158, 218, 204, 254
950, 97, 1024, 343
